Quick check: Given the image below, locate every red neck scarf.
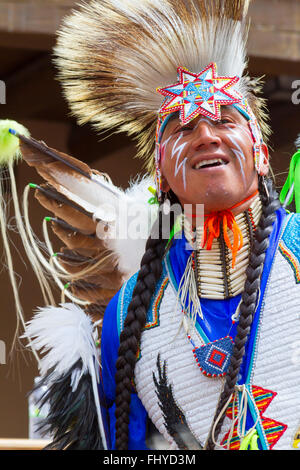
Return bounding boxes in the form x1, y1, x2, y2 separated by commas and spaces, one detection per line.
201, 190, 259, 268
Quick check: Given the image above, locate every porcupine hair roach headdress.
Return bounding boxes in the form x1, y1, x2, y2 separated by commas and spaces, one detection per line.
53, 0, 270, 188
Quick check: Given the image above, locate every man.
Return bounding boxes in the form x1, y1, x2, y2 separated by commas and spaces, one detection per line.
93, 2, 299, 450
101, 106, 289, 450
1, 0, 299, 451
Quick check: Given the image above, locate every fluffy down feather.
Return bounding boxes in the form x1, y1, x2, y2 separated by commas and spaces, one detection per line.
23, 303, 98, 391
39, 361, 105, 450
110, 175, 159, 277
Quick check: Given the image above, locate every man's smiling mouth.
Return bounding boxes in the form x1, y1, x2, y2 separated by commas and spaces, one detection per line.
193, 158, 229, 169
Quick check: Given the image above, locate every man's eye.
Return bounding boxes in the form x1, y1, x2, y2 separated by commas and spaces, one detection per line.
218, 118, 234, 125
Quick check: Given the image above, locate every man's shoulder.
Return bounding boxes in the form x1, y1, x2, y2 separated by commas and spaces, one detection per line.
102, 271, 138, 327
281, 212, 300, 245
115, 265, 170, 335
119, 271, 140, 306
113, 271, 140, 336
279, 213, 300, 278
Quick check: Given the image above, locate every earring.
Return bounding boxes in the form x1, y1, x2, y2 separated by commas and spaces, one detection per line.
155, 165, 163, 202
162, 197, 171, 215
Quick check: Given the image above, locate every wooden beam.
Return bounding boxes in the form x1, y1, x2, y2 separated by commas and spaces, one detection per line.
0, 438, 51, 450
248, 30, 300, 63
248, 0, 300, 62
0, 2, 74, 36
0, 1, 74, 50
0, 31, 55, 51
2, 54, 70, 121
248, 56, 300, 77
249, 0, 299, 32
0, 0, 299, 62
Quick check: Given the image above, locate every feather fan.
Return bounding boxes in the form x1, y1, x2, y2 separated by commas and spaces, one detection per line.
18, 136, 157, 321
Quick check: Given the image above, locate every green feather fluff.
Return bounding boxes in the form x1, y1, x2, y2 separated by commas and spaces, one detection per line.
0, 120, 30, 166
280, 149, 300, 212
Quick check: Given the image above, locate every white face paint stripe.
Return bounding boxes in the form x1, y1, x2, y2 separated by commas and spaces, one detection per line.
171, 132, 188, 190
175, 156, 188, 191
225, 134, 247, 187
171, 133, 186, 159
160, 134, 173, 163
231, 148, 247, 187
230, 124, 254, 147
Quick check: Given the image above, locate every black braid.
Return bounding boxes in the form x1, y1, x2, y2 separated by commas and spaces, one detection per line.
205, 177, 281, 449
114, 194, 178, 450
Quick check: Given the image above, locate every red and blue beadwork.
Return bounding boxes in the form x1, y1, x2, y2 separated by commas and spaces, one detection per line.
157, 63, 241, 124
191, 336, 234, 378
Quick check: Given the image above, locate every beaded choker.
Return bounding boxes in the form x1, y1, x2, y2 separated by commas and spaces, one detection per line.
184, 195, 262, 300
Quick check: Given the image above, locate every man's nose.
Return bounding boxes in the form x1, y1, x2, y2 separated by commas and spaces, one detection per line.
190, 120, 222, 150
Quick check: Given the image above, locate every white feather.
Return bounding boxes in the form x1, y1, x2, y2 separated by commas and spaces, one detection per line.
48, 166, 158, 279
23, 303, 99, 392
106, 175, 159, 278
48, 167, 123, 223
295, 134, 300, 150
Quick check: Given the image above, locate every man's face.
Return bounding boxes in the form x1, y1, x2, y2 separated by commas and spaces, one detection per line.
159, 106, 269, 213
